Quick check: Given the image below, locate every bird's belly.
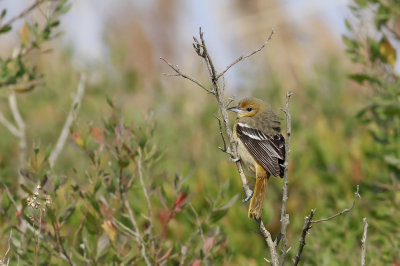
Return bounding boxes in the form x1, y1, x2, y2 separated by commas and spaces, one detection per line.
237, 139, 256, 177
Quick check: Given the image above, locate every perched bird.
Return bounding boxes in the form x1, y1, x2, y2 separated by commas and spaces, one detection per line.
228, 98, 285, 219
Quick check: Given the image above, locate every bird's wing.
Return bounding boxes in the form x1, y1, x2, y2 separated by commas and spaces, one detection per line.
236, 122, 285, 177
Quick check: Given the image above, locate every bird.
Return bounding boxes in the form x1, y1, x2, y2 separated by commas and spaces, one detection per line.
228, 97, 285, 219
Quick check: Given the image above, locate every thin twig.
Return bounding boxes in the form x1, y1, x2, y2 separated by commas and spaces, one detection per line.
35, 208, 42, 266
293, 209, 315, 266
361, 218, 368, 266
124, 197, 151, 266
278, 91, 292, 265
311, 185, 360, 223
3, 184, 18, 210
70, 204, 89, 259
160, 57, 213, 94
214, 115, 227, 152
48, 74, 86, 168
0, 0, 47, 31
2, 229, 12, 264
216, 29, 275, 80
53, 220, 74, 266
0, 112, 20, 137
138, 150, 154, 251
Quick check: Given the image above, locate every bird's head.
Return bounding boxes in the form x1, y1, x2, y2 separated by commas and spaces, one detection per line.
227, 98, 267, 118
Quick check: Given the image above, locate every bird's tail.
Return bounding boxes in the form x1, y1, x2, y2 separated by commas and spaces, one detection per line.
248, 176, 269, 219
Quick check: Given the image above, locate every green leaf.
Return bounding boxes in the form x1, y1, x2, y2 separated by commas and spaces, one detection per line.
20, 184, 33, 195
210, 208, 229, 223
344, 19, 352, 31
219, 194, 239, 210
86, 193, 101, 214
58, 205, 76, 223
106, 96, 114, 108
342, 35, 359, 49
210, 194, 239, 223
384, 156, 400, 170
348, 74, 381, 85
85, 212, 100, 234
0, 25, 12, 34
1, 9, 6, 19
47, 208, 57, 224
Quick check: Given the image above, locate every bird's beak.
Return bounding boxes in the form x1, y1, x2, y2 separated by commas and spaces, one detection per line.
227, 106, 244, 113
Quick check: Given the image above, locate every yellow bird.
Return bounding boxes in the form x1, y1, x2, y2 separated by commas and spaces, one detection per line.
228, 98, 285, 219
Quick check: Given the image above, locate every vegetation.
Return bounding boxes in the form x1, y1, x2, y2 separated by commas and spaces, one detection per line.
0, 0, 399, 265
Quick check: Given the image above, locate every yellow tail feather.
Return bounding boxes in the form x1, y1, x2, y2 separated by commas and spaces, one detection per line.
248, 176, 269, 219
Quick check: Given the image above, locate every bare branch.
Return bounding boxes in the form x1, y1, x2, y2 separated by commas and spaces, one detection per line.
278, 91, 292, 265
258, 219, 279, 266
361, 218, 368, 266
311, 185, 360, 224
293, 209, 315, 266
9, 92, 27, 167
216, 29, 275, 80
160, 57, 213, 94
163, 27, 278, 264
48, 74, 86, 168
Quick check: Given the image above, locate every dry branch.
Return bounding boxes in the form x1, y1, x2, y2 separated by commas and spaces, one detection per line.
361, 218, 368, 266
9, 92, 27, 170
278, 91, 292, 265
161, 27, 278, 265
293, 186, 360, 265
311, 185, 360, 224
293, 209, 315, 266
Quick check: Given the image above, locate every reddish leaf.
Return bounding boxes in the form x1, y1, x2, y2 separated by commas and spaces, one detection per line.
158, 210, 170, 227
156, 247, 172, 263
191, 259, 201, 266
203, 237, 214, 253
72, 131, 84, 147
174, 192, 187, 210
90, 127, 105, 144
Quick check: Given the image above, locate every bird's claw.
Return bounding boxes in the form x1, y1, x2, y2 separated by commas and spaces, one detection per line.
231, 156, 240, 163
242, 190, 253, 203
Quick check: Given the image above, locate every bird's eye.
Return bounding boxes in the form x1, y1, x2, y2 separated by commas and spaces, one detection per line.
246, 107, 253, 112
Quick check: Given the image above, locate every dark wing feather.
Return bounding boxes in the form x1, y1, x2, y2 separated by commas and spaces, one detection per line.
237, 123, 285, 177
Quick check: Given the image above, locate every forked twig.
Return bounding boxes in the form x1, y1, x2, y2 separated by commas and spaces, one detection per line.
216, 29, 274, 80
294, 186, 360, 265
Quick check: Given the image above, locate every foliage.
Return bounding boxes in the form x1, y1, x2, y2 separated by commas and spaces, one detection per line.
0, 0, 399, 265
1, 102, 235, 264
342, 0, 400, 264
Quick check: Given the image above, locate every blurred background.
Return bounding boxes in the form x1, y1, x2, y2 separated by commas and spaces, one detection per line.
0, 0, 399, 265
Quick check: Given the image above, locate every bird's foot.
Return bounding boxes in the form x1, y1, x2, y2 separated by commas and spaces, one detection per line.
242, 190, 253, 203
231, 156, 240, 163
